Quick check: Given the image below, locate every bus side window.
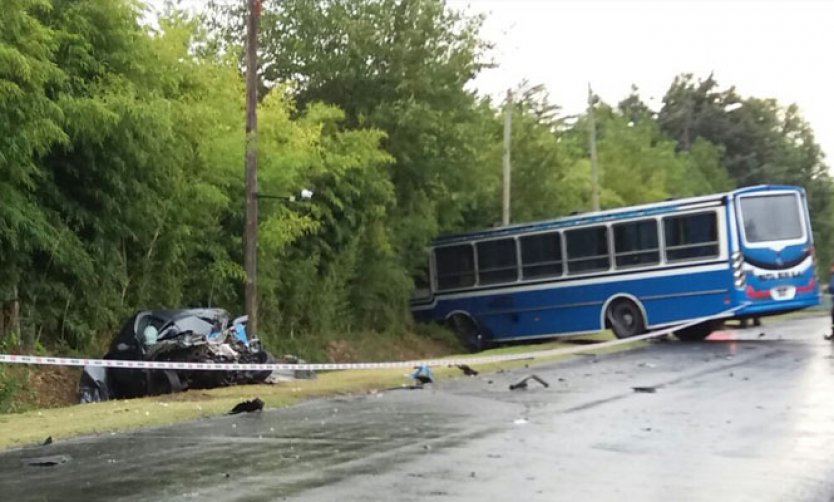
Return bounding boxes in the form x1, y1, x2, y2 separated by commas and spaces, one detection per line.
477, 238, 518, 285
412, 260, 432, 300
435, 244, 476, 291
566, 226, 610, 274
663, 212, 719, 261
614, 219, 659, 268
520, 232, 563, 279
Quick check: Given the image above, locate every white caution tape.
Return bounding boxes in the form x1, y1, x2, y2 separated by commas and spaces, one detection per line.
0, 309, 738, 372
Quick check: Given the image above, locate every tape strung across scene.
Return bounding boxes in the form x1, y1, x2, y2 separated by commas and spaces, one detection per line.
0, 308, 741, 372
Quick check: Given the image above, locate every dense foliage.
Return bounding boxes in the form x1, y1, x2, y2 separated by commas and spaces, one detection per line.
0, 0, 830, 355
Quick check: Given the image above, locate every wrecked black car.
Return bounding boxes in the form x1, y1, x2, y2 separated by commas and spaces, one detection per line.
79, 309, 278, 402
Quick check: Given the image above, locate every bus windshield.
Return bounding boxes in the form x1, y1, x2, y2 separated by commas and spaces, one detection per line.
739, 193, 804, 243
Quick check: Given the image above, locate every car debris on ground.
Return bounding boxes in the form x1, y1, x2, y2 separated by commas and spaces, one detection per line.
410, 364, 434, 387
23, 455, 71, 467
78, 309, 314, 403
455, 364, 478, 376
509, 374, 549, 390
228, 397, 265, 415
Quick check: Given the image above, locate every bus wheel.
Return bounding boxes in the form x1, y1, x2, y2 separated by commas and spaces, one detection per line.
606, 300, 645, 339
675, 321, 719, 342
448, 315, 485, 352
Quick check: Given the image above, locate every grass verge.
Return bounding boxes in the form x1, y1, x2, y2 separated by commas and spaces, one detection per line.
0, 330, 644, 451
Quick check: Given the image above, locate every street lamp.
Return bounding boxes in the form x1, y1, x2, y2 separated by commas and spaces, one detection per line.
256, 188, 315, 202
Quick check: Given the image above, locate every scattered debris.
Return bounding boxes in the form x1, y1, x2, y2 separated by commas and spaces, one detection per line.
470, 471, 477, 478
637, 362, 656, 368
411, 365, 434, 386
632, 386, 657, 393
513, 418, 529, 425
758, 332, 766, 338
23, 455, 71, 467
456, 364, 478, 376
228, 397, 264, 415
509, 374, 550, 391
486, 380, 494, 384
42, 436, 53, 446
824, 332, 834, 341
557, 377, 566, 382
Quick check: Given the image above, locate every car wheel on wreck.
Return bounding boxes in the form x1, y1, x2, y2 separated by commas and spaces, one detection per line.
148, 369, 186, 396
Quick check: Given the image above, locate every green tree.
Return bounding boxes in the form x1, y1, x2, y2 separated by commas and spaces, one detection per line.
658, 73, 833, 271
0, 0, 72, 345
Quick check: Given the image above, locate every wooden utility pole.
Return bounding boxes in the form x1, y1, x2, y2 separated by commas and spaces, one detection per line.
244, 0, 261, 338
588, 83, 600, 212
502, 89, 513, 226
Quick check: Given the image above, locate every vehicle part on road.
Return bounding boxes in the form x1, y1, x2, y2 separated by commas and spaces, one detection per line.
411, 364, 434, 386
228, 398, 264, 415
675, 320, 721, 341
632, 386, 657, 393
509, 374, 550, 390
606, 298, 646, 339
456, 364, 478, 376
23, 455, 71, 467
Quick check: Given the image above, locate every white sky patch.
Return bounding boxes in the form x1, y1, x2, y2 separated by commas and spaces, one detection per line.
449, 0, 834, 161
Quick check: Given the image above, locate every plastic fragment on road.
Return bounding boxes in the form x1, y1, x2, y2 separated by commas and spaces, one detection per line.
23, 455, 71, 467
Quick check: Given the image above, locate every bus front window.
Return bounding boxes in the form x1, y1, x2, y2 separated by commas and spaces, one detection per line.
739, 193, 804, 243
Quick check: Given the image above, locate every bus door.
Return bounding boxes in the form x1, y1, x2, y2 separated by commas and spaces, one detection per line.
473, 238, 520, 341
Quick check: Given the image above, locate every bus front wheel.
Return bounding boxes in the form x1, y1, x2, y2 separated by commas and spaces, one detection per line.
606, 299, 645, 339
448, 315, 486, 352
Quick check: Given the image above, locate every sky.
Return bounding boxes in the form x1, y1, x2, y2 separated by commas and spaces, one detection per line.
148, 0, 834, 161
447, 0, 834, 160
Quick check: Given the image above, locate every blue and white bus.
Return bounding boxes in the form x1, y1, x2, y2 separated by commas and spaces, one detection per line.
411, 185, 820, 350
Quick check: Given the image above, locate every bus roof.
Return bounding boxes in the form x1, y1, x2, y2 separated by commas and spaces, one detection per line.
433, 184, 804, 245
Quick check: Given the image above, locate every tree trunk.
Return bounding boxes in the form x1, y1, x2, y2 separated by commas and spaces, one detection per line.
11, 284, 22, 348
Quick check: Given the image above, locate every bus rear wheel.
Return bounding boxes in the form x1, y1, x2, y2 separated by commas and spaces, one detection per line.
448, 314, 486, 352
606, 299, 645, 339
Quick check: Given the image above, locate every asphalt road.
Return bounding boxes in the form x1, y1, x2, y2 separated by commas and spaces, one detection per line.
2, 314, 834, 501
